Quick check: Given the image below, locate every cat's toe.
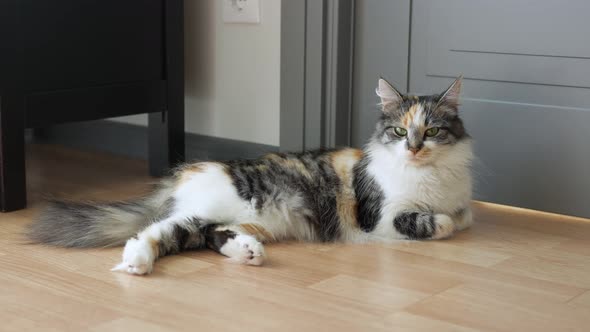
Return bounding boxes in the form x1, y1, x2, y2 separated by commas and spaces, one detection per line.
126, 263, 151, 275
111, 262, 151, 275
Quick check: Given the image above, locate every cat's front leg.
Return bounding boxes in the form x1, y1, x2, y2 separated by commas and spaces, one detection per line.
393, 212, 455, 240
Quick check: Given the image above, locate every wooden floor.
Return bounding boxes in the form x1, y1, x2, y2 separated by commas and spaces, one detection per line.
1, 144, 590, 331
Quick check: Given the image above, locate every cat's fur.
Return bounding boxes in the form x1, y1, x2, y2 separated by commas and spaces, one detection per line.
28, 76, 473, 275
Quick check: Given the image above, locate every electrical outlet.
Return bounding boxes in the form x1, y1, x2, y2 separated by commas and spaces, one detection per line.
223, 0, 260, 24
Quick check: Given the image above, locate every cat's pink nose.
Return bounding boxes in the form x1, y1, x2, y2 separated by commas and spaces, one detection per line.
408, 147, 421, 155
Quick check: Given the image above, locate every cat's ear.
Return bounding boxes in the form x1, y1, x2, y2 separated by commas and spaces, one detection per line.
438, 75, 462, 109
376, 78, 403, 108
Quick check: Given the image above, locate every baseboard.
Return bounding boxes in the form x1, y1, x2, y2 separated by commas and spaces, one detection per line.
32, 120, 279, 162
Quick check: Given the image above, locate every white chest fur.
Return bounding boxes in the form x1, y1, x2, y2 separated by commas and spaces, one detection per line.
366, 140, 473, 235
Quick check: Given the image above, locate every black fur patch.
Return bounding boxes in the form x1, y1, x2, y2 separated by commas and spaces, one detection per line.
393, 212, 436, 239
157, 217, 206, 256
172, 225, 190, 249
352, 157, 384, 232
204, 225, 237, 253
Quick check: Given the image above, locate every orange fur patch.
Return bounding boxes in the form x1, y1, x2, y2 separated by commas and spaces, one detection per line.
330, 149, 362, 181
255, 164, 269, 172
336, 192, 358, 230
183, 163, 206, 173
414, 147, 430, 159
176, 162, 228, 185
176, 162, 206, 185
239, 223, 275, 242
402, 104, 420, 127
329, 149, 363, 229
148, 237, 160, 258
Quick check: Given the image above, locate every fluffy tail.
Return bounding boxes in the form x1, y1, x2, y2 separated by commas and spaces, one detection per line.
27, 182, 174, 248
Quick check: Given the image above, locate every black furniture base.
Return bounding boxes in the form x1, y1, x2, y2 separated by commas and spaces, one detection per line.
0, 0, 185, 212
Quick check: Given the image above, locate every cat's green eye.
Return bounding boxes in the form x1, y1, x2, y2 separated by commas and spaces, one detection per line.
393, 127, 407, 136
425, 127, 439, 137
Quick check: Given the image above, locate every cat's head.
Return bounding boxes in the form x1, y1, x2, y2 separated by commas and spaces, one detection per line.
372, 76, 469, 166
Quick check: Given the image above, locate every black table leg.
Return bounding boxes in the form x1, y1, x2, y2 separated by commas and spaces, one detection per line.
0, 94, 27, 212
148, 0, 185, 177
148, 110, 185, 177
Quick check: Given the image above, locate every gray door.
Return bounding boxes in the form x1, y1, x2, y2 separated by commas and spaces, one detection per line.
352, 0, 590, 218
351, 0, 411, 147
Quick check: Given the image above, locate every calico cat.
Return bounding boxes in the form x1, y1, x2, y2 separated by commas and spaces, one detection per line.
28, 76, 473, 275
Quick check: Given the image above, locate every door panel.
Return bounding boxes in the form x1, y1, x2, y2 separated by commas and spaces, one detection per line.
351, 0, 410, 147
410, 0, 590, 217
461, 100, 590, 217
423, 0, 590, 89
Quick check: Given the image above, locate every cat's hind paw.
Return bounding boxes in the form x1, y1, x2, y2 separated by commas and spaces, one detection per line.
111, 237, 156, 275
221, 235, 266, 266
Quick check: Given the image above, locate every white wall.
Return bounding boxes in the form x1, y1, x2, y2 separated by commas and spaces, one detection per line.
114, 0, 281, 146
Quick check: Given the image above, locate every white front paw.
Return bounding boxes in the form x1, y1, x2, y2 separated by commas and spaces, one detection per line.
111, 237, 156, 275
431, 214, 455, 239
220, 235, 266, 266
455, 209, 474, 231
